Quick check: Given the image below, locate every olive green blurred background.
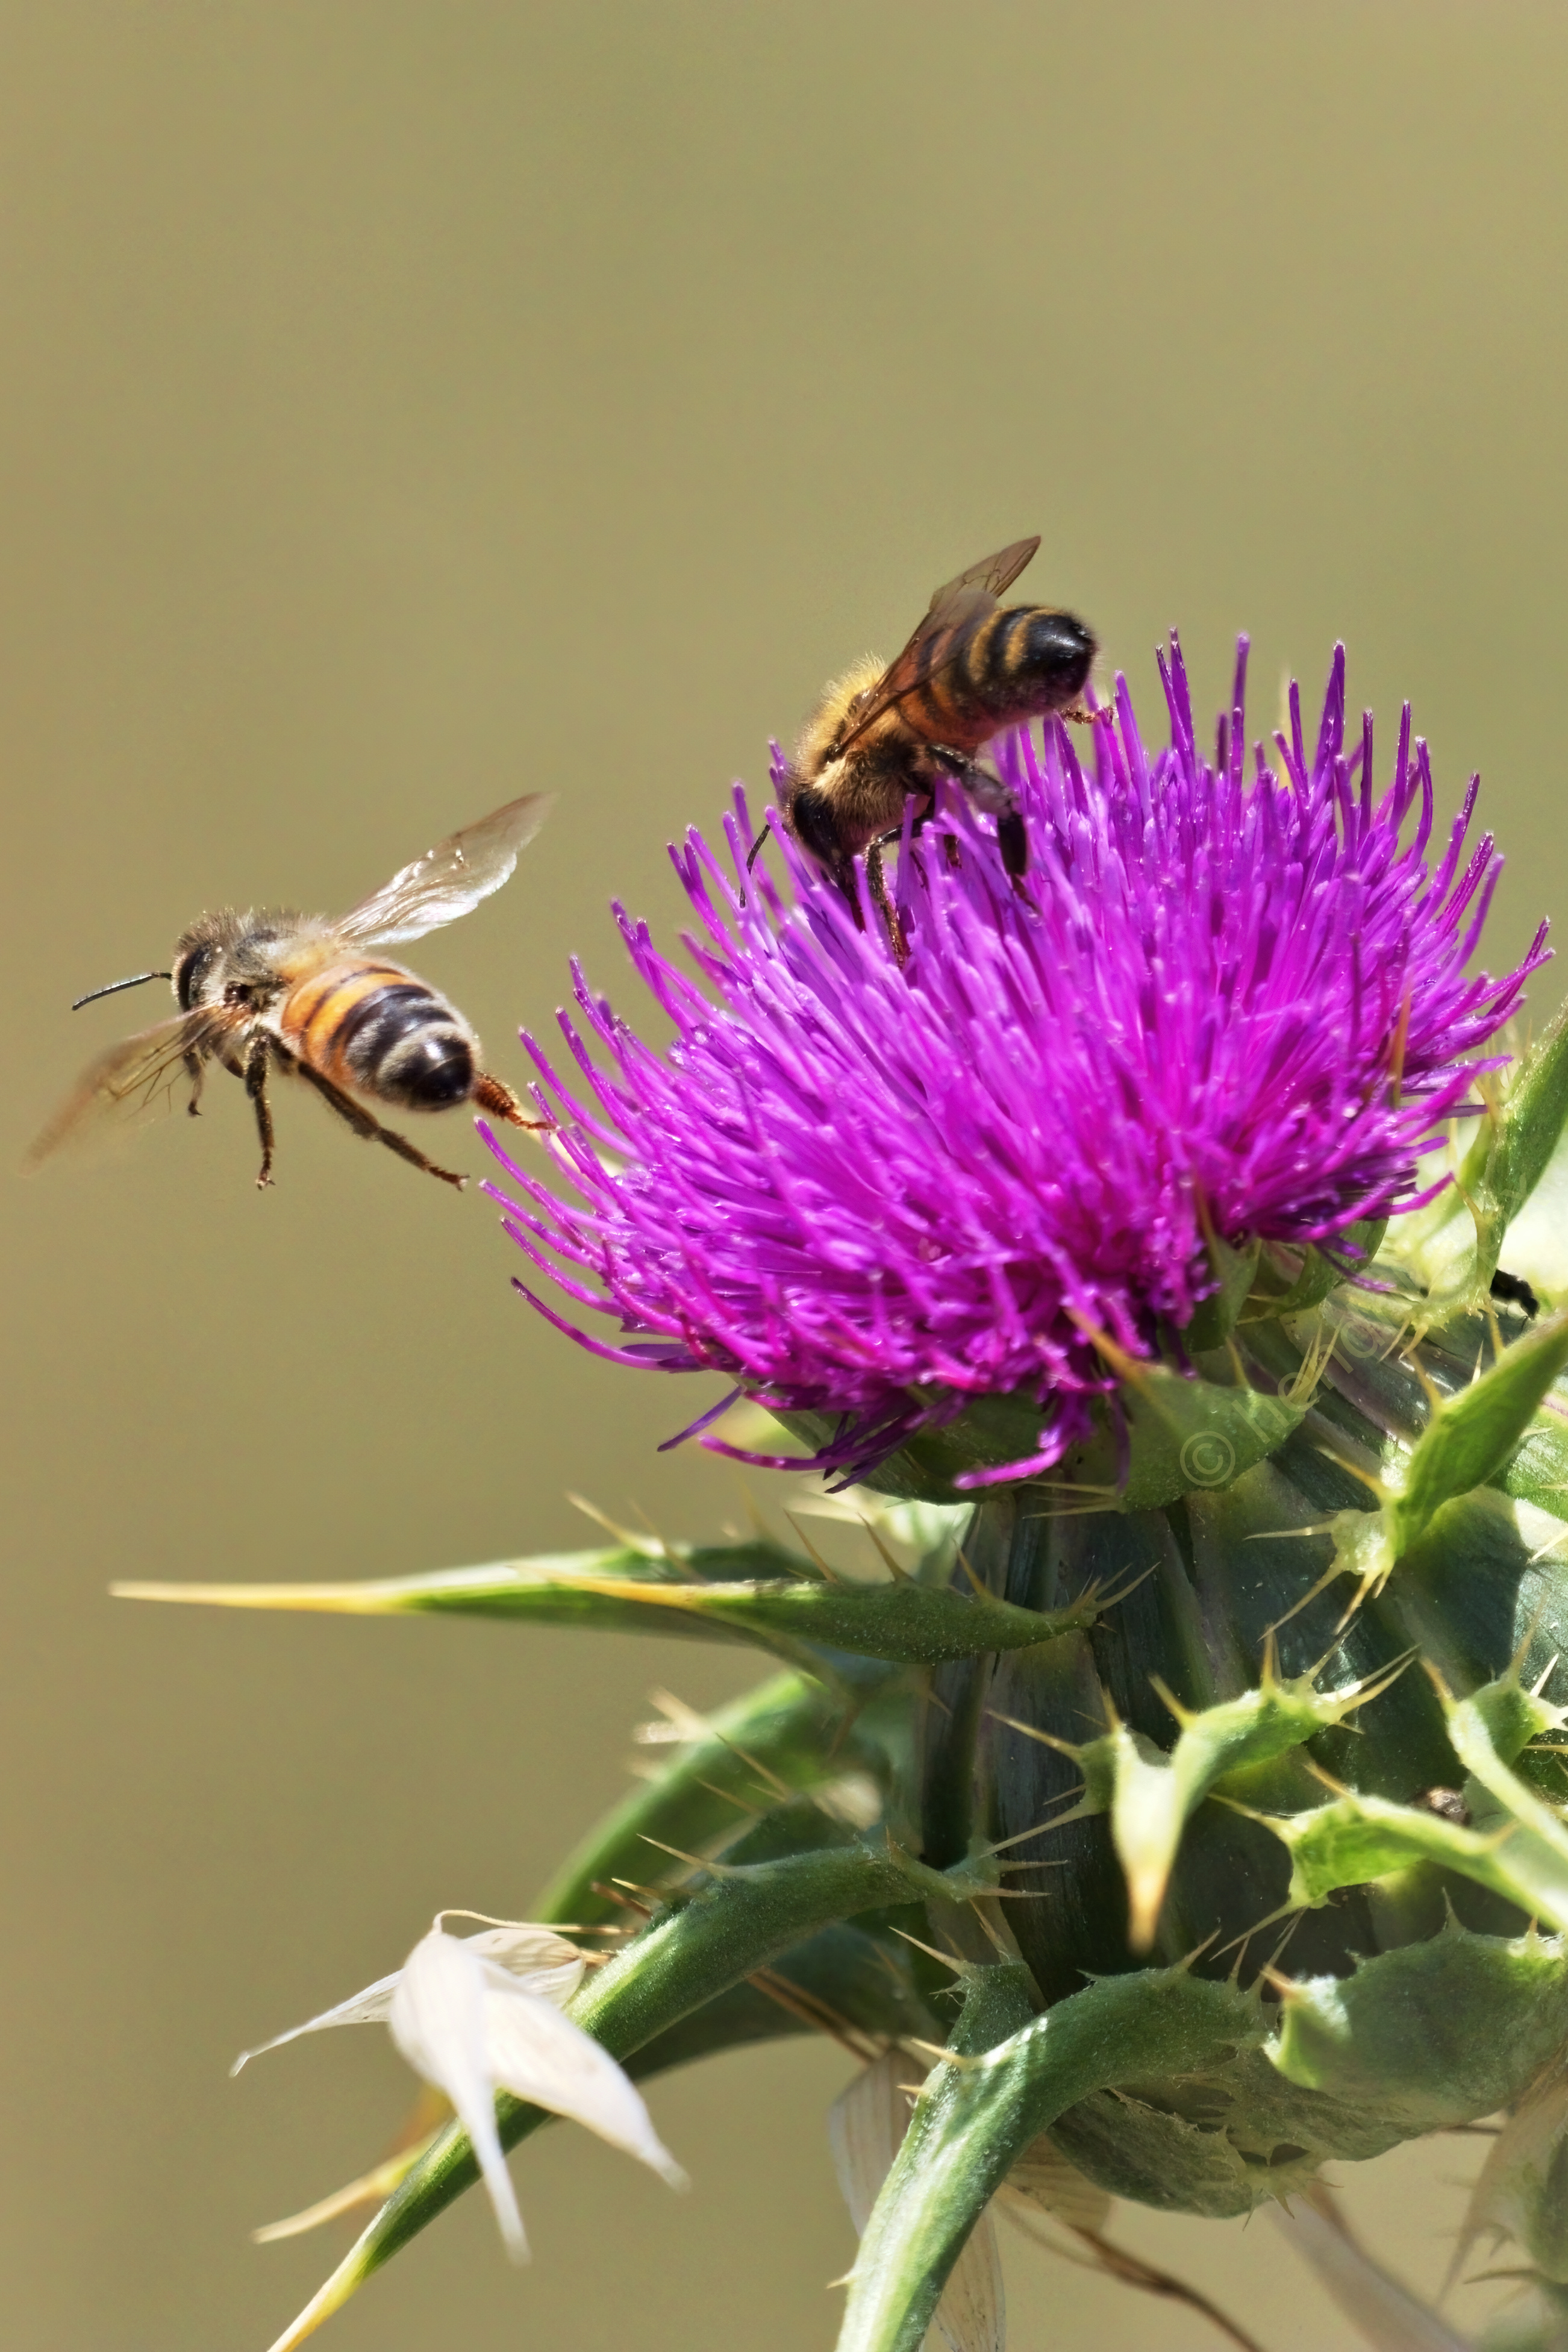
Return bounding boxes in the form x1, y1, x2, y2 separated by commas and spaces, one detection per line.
4, 6, 1567, 2346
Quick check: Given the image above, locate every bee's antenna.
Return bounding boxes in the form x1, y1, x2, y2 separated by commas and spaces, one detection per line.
71, 971, 173, 1011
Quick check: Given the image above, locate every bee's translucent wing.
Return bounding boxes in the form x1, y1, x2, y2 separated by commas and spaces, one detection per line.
22, 1006, 247, 1170
837, 538, 1042, 756
337, 793, 556, 947
925, 536, 1040, 620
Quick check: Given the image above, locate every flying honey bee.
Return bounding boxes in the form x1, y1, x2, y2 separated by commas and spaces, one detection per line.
755, 537, 1098, 955
25, 793, 554, 1192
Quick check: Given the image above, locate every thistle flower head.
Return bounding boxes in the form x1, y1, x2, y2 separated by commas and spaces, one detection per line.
486, 637, 1546, 1486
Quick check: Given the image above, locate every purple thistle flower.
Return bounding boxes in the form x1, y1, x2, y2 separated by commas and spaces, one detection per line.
483, 636, 1548, 1487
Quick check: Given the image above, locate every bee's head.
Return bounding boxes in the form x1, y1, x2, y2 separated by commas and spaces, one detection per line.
783, 780, 846, 872
171, 912, 240, 1010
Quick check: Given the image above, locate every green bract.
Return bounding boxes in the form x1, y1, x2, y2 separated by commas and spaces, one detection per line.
122, 1012, 1568, 2351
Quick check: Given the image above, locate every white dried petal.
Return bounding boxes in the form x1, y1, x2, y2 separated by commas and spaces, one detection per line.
1269, 2186, 1474, 2351
230, 1921, 581, 2076
236, 1914, 677, 2263
390, 1928, 528, 2259
230, 1970, 403, 2074
813, 1772, 884, 1831
829, 2048, 1005, 2352
1000, 2133, 1111, 2233
482, 1981, 687, 2186
829, 2047, 914, 2238
464, 1924, 585, 2005
1452, 2065, 1568, 2291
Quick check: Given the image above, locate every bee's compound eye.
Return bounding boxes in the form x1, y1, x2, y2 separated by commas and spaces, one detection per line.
787, 785, 845, 869
173, 943, 217, 1010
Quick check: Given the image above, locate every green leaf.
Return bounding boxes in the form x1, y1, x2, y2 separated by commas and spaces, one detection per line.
975, 1340, 1319, 1518
1389, 1311, 1568, 1556
114, 1540, 1098, 1670
837, 1965, 1263, 2352
1182, 1232, 1262, 1351
1448, 1666, 1564, 1772
773, 1398, 1049, 1505
1392, 1483, 1568, 1699
839, 1963, 1035, 2352
1093, 1346, 1317, 1512
784, 1339, 1317, 1512
533, 1668, 901, 1927
1046, 2080, 1273, 2219
1255, 1783, 1568, 1929
1494, 1409, 1568, 1525
1049, 1933, 1568, 2221
1240, 1659, 1568, 1931
626, 1919, 938, 2081
1240, 1221, 1388, 1324
999, 1648, 1405, 1954
1271, 1922, 1568, 2134
1307, 1311, 1568, 1610
1439, 1660, 1568, 1845
1099, 1656, 1403, 1952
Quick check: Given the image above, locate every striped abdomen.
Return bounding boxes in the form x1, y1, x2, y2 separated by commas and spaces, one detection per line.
278, 959, 477, 1113
896, 603, 1095, 751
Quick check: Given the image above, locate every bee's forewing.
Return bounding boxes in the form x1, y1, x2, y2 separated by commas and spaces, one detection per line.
836, 539, 1040, 757
925, 536, 1040, 616
22, 1009, 238, 1170
337, 792, 557, 948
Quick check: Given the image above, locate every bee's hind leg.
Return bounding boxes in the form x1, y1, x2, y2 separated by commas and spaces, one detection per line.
863, 836, 910, 968
244, 1034, 277, 1188
295, 1062, 466, 1192
942, 752, 1034, 904
996, 809, 1032, 889
472, 1071, 551, 1132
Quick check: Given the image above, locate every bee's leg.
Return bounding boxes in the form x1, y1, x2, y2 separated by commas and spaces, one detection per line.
998, 816, 1037, 911
816, 855, 865, 930
996, 810, 1029, 884
472, 1069, 551, 1132
863, 836, 909, 967
939, 749, 1011, 813
837, 865, 867, 930
902, 798, 934, 892
295, 1061, 467, 1191
184, 1048, 206, 1117
940, 752, 1033, 899
244, 1034, 277, 1189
